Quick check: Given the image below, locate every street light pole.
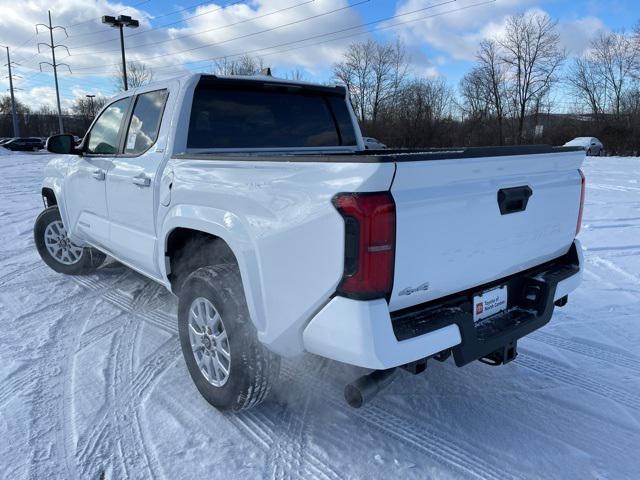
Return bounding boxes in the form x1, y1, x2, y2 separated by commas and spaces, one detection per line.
85, 94, 96, 117
118, 24, 127, 91
102, 15, 139, 91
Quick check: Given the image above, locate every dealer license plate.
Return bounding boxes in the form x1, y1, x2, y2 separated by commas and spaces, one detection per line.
473, 286, 508, 323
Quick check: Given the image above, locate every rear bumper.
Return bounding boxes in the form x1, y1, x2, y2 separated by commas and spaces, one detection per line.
303, 240, 583, 369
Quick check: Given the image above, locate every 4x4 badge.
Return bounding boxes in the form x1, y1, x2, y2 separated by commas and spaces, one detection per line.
399, 282, 430, 296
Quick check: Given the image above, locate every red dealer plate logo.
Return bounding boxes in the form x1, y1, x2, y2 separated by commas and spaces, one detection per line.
473, 286, 508, 323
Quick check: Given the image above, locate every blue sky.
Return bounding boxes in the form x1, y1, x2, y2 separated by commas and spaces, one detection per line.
0, 0, 638, 110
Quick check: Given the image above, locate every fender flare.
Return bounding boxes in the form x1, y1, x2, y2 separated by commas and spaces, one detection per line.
42, 177, 71, 229
160, 204, 266, 333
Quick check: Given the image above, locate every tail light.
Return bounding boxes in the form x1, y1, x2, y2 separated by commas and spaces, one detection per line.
576, 169, 586, 235
332, 192, 396, 300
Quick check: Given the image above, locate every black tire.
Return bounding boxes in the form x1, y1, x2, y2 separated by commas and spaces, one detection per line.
34, 206, 106, 275
178, 264, 280, 411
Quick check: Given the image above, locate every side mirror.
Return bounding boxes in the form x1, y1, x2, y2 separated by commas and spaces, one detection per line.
46, 134, 77, 154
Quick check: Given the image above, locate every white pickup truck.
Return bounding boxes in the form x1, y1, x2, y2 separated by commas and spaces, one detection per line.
35, 73, 585, 410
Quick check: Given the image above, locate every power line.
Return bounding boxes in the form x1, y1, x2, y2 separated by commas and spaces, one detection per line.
72, 0, 373, 70
12, 0, 497, 110
72, 0, 316, 55
36, 10, 71, 134
65, 0, 247, 46
145, 0, 493, 76
99, 0, 471, 76
65, 0, 152, 31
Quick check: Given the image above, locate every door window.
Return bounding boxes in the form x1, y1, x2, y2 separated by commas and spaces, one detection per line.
86, 97, 131, 155
124, 90, 168, 155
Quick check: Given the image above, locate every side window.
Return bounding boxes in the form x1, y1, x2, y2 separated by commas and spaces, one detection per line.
86, 97, 131, 155
124, 90, 168, 155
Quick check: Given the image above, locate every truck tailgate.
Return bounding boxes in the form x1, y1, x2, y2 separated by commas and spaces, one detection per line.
389, 151, 584, 311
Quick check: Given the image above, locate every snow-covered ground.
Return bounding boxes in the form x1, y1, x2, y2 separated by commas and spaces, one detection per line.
1, 152, 639, 480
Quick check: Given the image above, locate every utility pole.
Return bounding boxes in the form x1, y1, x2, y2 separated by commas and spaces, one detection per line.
102, 15, 139, 91
2, 45, 20, 137
36, 10, 70, 134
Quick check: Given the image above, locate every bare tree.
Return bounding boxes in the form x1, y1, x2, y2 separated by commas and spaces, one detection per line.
0, 94, 29, 115
114, 61, 154, 91
590, 31, 639, 117
499, 12, 565, 143
213, 55, 265, 76
284, 68, 307, 81
71, 95, 107, 124
333, 39, 409, 123
333, 40, 375, 122
477, 40, 508, 144
460, 67, 491, 120
568, 56, 606, 118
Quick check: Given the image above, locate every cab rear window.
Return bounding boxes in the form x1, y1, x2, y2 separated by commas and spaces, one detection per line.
187, 82, 357, 149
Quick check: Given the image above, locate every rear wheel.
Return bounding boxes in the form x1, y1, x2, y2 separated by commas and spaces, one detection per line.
34, 206, 106, 275
178, 264, 280, 411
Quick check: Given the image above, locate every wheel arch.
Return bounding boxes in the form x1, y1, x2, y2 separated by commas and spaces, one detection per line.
41, 175, 71, 230
41, 187, 57, 207
161, 208, 266, 333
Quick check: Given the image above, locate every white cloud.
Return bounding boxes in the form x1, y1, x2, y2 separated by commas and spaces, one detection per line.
0, 0, 612, 110
387, 1, 607, 64
0, 0, 365, 79
558, 16, 606, 56
0, 0, 369, 109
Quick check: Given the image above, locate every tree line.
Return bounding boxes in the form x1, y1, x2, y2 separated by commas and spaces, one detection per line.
3, 11, 640, 154
333, 11, 640, 154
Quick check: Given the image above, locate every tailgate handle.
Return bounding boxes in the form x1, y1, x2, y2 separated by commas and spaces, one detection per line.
497, 186, 533, 215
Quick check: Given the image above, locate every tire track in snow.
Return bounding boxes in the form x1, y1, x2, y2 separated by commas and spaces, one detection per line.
528, 331, 640, 374
227, 369, 342, 480
0, 261, 44, 288
516, 352, 640, 411
73, 269, 515, 479
74, 329, 179, 478
70, 270, 180, 478
72, 270, 340, 480
588, 255, 640, 287
278, 363, 515, 480
0, 367, 33, 407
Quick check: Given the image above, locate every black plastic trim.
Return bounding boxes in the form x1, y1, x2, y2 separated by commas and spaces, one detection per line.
390, 243, 580, 367
174, 145, 584, 163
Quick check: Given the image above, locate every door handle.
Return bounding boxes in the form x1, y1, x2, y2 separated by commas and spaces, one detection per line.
92, 169, 105, 181
497, 186, 533, 215
132, 175, 151, 187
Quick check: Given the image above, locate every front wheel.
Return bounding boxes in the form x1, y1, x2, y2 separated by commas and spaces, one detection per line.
34, 206, 106, 275
178, 264, 280, 411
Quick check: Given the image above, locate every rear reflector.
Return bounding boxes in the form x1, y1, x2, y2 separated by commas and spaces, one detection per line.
576, 169, 586, 235
332, 192, 396, 300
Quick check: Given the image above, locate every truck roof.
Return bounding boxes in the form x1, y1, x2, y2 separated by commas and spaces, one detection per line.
125, 72, 345, 95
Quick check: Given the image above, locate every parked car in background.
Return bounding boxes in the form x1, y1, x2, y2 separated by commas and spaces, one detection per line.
3, 137, 44, 151
0, 137, 15, 146
363, 136, 387, 149
564, 137, 604, 156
